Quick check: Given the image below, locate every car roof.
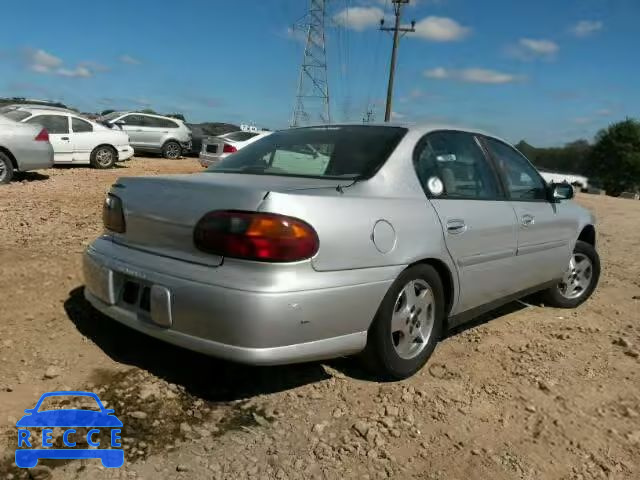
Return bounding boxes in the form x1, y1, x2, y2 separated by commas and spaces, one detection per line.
290, 122, 510, 145
117, 111, 183, 122
8, 104, 74, 112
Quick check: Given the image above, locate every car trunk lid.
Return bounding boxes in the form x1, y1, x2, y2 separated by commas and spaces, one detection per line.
109, 173, 340, 266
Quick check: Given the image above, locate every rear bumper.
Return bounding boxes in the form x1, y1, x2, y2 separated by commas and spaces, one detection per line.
83, 237, 398, 365
199, 152, 228, 168
117, 146, 134, 161
12, 141, 54, 172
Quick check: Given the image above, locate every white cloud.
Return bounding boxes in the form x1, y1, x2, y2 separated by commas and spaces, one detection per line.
26, 49, 63, 73
57, 66, 92, 78
285, 26, 307, 43
424, 67, 523, 84
573, 117, 592, 125
24, 48, 97, 78
412, 16, 470, 42
119, 54, 141, 65
507, 38, 559, 61
391, 111, 405, 120
570, 20, 603, 37
333, 6, 384, 31
519, 38, 558, 55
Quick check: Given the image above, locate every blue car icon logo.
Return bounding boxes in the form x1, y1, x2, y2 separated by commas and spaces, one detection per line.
15, 391, 124, 468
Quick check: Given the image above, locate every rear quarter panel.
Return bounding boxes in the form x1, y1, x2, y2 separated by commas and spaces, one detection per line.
259, 185, 455, 274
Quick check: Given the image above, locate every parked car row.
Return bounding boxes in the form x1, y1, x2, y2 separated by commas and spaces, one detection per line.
0, 105, 197, 184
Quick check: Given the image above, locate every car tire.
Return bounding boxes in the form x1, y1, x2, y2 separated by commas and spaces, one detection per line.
0, 151, 15, 184
361, 264, 445, 380
162, 141, 181, 159
541, 240, 600, 308
90, 146, 117, 169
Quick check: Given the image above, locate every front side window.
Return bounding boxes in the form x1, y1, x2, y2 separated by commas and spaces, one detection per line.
72, 117, 93, 133
414, 131, 501, 200
121, 114, 145, 126
26, 115, 69, 134
484, 137, 547, 201
207, 126, 407, 179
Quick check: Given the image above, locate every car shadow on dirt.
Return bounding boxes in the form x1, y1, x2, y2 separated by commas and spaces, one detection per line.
13, 171, 49, 182
64, 287, 331, 402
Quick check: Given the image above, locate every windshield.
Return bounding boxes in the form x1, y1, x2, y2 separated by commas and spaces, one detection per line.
206, 126, 407, 179
3, 110, 31, 122
36, 394, 102, 412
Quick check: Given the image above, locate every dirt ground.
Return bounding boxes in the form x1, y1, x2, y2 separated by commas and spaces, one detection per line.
0, 157, 638, 480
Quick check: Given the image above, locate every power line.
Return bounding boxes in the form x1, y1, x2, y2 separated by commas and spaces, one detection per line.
380, 0, 415, 122
290, 0, 331, 127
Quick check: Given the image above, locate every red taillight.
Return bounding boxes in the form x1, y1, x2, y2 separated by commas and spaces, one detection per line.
35, 128, 49, 142
222, 143, 237, 153
194, 211, 319, 262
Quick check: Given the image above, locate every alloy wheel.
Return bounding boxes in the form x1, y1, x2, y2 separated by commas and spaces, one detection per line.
96, 148, 113, 167
391, 279, 435, 360
558, 253, 593, 299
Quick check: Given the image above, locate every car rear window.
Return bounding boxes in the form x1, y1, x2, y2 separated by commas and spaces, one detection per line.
3, 110, 31, 122
225, 131, 259, 142
207, 126, 407, 179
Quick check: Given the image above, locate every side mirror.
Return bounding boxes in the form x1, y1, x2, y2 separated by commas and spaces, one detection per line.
24, 409, 34, 414
551, 182, 574, 201
114, 120, 125, 126
104, 409, 115, 414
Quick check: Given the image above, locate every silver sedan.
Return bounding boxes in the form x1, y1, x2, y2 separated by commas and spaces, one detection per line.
0, 114, 54, 184
84, 124, 600, 379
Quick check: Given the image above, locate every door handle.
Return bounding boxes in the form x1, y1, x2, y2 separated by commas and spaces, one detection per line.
521, 214, 535, 226
60, 137, 69, 141
446, 219, 467, 234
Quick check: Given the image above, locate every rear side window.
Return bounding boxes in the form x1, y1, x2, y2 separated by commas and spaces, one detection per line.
414, 131, 501, 200
225, 131, 259, 142
207, 126, 407, 179
3, 110, 31, 122
144, 116, 178, 128
26, 115, 69, 134
72, 117, 93, 133
484, 137, 547, 201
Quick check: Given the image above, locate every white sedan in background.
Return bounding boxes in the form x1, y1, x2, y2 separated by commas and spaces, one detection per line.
199, 130, 272, 167
2, 107, 133, 169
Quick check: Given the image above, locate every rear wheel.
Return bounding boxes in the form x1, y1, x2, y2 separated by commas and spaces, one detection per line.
361, 264, 445, 380
0, 151, 15, 184
90, 145, 117, 169
541, 240, 600, 308
162, 141, 181, 159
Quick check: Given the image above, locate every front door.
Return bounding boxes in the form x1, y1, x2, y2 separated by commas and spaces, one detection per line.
482, 137, 574, 288
413, 130, 519, 314
26, 114, 73, 163
119, 114, 152, 148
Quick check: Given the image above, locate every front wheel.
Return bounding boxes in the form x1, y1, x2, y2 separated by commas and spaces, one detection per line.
541, 240, 600, 308
361, 264, 445, 380
91, 146, 117, 169
162, 141, 181, 159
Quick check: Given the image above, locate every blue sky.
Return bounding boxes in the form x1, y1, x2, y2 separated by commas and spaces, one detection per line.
1, 0, 638, 146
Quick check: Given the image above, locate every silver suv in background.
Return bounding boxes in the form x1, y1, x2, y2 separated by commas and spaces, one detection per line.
100, 112, 192, 159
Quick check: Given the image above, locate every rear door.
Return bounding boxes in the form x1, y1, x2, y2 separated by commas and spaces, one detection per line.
482, 137, 574, 287
26, 114, 73, 163
71, 117, 95, 162
413, 130, 519, 314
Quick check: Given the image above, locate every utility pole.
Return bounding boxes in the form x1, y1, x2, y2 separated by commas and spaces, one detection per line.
362, 106, 375, 123
290, 0, 330, 127
380, 0, 415, 122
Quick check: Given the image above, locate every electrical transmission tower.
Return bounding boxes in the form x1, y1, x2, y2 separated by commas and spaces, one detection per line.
290, 0, 330, 127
